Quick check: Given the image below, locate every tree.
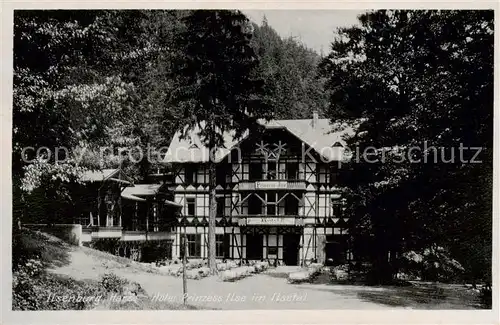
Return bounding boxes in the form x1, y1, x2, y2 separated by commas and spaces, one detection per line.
169, 10, 272, 272
13, 10, 140, 223
13, 10, 187, 223
320, 10, 493, 283
250, 18, 328, 119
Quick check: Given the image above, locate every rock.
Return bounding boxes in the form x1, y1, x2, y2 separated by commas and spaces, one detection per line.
288, 271, 310, 283
307, 263, 323, 277
254, 261, 269, 272
216, 263, 227, 271
186, 269, 201, 279
220, 270, 237, 281
198, 267, 211, 277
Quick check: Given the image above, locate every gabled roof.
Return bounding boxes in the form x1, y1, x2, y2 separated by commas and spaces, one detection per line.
121, 184, 162, 199
81, 168, 134, 184
162, 122, 245, 164
163, 118, 356, 163
121, 184, 182, 207
81, 169, 120, 182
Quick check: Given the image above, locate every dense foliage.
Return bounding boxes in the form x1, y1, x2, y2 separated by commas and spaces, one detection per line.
12, 10, 492, 285
168, 10, 274, 272
320, 10, 493, 283
12, 228, 147, 310
13, 10, 325, 219
250, 17, 328, 119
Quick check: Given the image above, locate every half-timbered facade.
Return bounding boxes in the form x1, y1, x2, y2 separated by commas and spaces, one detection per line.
164, 113, 355, 266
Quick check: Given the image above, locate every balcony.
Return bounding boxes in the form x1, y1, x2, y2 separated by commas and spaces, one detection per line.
122, 231, 174, 241
237, 215, 305, 226
87, 226, 123, 239
238, 180, 306, 191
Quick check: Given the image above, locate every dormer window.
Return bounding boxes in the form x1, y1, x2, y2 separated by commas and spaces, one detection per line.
189, 143, 199, 149
267, 161, 277, 180
249, 162, 262, 181
286, 162, 299, 180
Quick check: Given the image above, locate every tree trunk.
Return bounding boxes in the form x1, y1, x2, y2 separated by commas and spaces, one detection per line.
182, 230, 188, 304
208, 160, 217, 273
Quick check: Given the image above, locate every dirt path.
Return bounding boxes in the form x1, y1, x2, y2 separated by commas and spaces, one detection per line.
48, 245, 397, 309
48, 243, 481, 310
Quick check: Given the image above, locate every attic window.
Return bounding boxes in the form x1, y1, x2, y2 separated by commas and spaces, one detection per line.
332, 142, 343, 147
189, 143, 199, 149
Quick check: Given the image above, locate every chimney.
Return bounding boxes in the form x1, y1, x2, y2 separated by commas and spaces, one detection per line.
312, 110, 319, 128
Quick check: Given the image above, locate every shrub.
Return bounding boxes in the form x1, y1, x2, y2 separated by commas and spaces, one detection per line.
288, 271, 311, 284
479, 284, 492, 309
100, 273, 129, 294
399, 246, 465, 282
12, 262, 105, 310
287, 264, 322, 284
330, 264, 350, 281
220, 262, 269, 282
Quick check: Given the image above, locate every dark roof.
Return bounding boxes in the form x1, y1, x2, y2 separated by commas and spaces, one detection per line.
163, 118, 357, 163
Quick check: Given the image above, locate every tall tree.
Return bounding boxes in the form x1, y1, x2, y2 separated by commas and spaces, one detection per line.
320, 10, 493, 282
13, 10, 186, 222
170, 10, 271, 272
250, 18, 328, 119
13, 10, 138, 223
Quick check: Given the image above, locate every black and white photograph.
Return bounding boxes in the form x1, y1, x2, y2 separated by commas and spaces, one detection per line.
2, 2, 497, 320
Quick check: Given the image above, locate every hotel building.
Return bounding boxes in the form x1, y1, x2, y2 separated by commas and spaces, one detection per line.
164, 113, 354, 266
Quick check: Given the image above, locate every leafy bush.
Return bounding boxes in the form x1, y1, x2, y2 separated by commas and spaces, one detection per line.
13, 267, 144, 310
479, 284, 492, 309
89, 239, 120, 255
330, 264, 350, 281
399, 246, 465, 282
12, 261, 105, 310
100, 273, 129, 294
12, 229, 146, 310
220, 262, 269, 282
12, 228, 40, 272
287, 264, 322, 284
13, 228, 71, 271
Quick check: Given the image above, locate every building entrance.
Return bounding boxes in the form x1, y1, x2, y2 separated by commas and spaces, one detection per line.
246, 234, 263, 260
282, 234, 300, 265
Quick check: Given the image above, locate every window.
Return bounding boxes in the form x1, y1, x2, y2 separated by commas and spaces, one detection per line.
216, 196, 225, 216
330, 166, 339, 185
285, 195, 299, 215
248, 195, 262, 215
286, 162, 299, 180
331, 198, 342, 218
267, 161, 277, 180
151, 204, 159, 232
317, 163, 330, 184
186, 234, 201, 257
267, 192, 277, 215
216, 166, 226, 185
249, 162, 262, 180
186, 198, 196, 216
185, 165, 196, 184
267, 205, 276, 215
216, 234, 230, 258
